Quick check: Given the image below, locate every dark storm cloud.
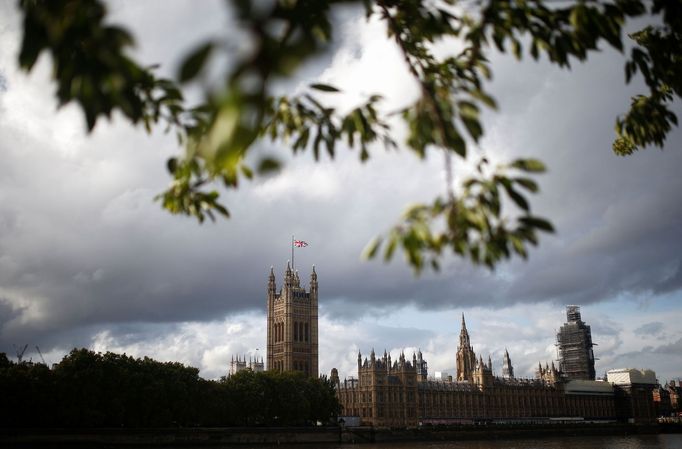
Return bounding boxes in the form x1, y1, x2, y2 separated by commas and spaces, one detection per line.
652, 338, 682, 356
485, 46, 682, 308
634, 322, 665, 337
0, 297, 22, 329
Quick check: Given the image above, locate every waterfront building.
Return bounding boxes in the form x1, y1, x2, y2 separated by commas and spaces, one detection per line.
333, 314, 617, 427
556, 305, 596, 380
653, 383, 672, 416
266, 262, 319, 376
228, 354, 264, 376
666, 380, 682, 413
607, 368, 657, 423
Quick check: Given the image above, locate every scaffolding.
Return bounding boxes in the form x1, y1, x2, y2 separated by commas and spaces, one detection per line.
556, 305, 596, 381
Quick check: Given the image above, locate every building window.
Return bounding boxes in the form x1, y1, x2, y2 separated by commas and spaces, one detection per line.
294, 321, 299, 341
305, 323, 309, 342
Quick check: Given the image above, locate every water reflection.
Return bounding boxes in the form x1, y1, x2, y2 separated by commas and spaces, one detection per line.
248, 434, 681, 449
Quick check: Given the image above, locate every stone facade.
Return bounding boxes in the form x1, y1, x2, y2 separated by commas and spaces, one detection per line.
333, 314, 618, 427
266, 263, 318, 377
228, 355, 264, 376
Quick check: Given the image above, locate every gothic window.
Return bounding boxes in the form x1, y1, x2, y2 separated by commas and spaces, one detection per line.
305, 323, 309, 342
294, 321, 299, 341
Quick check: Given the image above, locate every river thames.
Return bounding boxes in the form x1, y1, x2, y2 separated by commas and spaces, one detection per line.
245, 434, 682, 449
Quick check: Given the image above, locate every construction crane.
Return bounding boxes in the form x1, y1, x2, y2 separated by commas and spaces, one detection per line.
14, 344, 28, 363
35, 346, 47, 365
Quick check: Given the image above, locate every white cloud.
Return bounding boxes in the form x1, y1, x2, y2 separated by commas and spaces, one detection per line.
252, 164, 341, 201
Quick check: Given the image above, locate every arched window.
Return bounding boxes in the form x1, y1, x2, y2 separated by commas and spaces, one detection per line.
304, 323, 309, 342
294, 321, 299, 341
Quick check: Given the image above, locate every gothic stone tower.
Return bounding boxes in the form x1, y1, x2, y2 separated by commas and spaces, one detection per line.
266, 262, 318, 377
456, 314, 477, 382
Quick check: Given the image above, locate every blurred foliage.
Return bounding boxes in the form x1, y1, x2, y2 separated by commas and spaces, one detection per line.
0, 349, 339, 427
16, 0, 681, 272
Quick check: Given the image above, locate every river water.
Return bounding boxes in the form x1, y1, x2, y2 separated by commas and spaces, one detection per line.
254, 434, 682, 449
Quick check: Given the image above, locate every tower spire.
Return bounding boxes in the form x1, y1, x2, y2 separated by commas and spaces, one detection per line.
456, 313, 477, 382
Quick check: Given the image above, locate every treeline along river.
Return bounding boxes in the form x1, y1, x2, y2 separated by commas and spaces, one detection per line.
0, 349, 339, 427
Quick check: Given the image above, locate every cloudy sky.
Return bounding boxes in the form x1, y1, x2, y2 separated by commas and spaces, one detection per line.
1, 1, 681, 383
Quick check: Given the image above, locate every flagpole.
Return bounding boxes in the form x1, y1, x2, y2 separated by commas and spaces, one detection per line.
291, 235, 294, 271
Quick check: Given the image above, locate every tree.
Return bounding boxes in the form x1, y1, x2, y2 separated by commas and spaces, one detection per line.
15, 0, 681, 272
0, 348, 340, 427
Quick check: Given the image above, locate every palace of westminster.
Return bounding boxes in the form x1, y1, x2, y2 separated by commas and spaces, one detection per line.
228, 263, 681, 426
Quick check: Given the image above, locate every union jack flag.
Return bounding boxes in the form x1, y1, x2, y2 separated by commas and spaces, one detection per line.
293, 240, 308, 247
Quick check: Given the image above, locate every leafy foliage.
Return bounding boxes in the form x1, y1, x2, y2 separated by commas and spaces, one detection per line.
15, 0, 681, 272
0, 349, 339, 427
364, 158, 553, 271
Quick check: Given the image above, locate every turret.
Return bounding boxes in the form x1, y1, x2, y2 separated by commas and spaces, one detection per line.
268, 266, 276, 294
502, 348, 515, 380
285, 260, 293, 286
310, 265, 317, 286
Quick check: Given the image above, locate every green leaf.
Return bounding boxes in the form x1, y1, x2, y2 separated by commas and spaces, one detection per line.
363, 237, 382, 259
257, 157, 281, 175
310, 83, 341, 93
519, 216, 555, 233
179, 42, 213, 82
513, 177, 539, 193
511, 159, 546, 173
504, 185, 529, 211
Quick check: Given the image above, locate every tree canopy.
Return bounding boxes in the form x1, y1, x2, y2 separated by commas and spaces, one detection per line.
0, 349, 340, 427
15, 0, 681, 272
